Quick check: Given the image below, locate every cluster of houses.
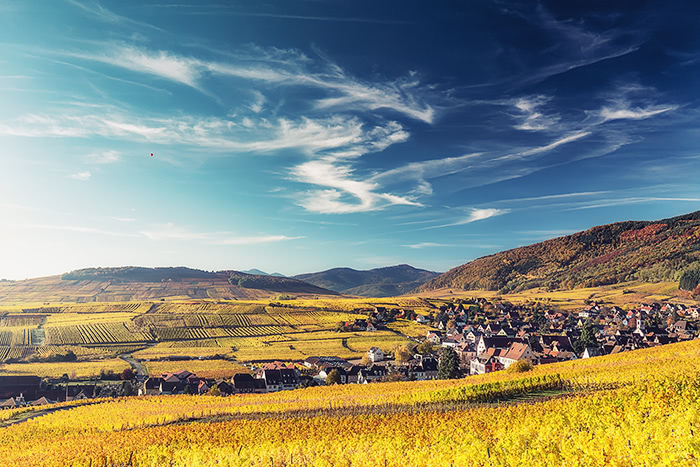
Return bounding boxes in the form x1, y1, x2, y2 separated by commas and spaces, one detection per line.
419, 299, 699, 375
135, 353, 441, 396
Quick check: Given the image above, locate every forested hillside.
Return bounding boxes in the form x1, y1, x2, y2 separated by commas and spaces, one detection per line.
420, 210, 700, 293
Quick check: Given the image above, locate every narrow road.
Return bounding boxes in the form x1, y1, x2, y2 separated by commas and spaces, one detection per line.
120, 354, 148, 380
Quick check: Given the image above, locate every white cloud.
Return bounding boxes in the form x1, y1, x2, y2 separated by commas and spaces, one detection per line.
27, 223, 138, 237
69, 170, 92, 181
212, 235, 304, 245
421, 208, 510, 230
139, 223, 303, 245
65, 0, 162, 31
85, 149, 121, 164
292, 160, 421, 214
64, 43, 437, 123
249, 90, 266, 113
402, 242, 455, 249
599, 104, 676, 122
512, 95, 560, 131
495, 131, 591, 162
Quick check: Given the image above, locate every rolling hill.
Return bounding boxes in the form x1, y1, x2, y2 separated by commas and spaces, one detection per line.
419, 210, 700, 293
0, 267, 337, 303
294, 264, 439, 297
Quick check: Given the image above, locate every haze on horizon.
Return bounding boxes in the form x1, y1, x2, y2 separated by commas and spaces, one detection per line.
1, 0, 699, 280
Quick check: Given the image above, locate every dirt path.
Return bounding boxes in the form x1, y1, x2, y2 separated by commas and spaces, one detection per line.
120, 354, 148, 378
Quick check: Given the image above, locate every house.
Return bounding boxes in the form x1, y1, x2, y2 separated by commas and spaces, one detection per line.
426, 331, 442, 344
366, 322, 378, 332
0, 397, 18, 409
358, 365, 387, 384
367, 347, 385, 363
415, 314, 429, 324
470, 356, 503, 375
318, 366, 347, 384
476, 336, 523, 356
139, 377, 163, 396
347, 365, 364, 384
304, 356, 352, 370
441, 338, 460, 349
261, 369, 283, 392
581, 346, 603, 359
198, 380, 210, 394
279, 369, 300, 390
498, 342, 534, 368
29, 396, 53, 407
0, 376, 41, 400
232, 374, 257, 393
212, 380, 233, 396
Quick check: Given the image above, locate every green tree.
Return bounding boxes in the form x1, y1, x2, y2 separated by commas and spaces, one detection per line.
437, 347, 461, 379
679, 268, 700, 291
120, 368, 135, 380
207, 385, 222, 396
574, 319, 598, 355
326, 369, 342, 385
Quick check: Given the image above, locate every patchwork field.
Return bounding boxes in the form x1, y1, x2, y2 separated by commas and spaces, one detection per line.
0, 299, 419, 377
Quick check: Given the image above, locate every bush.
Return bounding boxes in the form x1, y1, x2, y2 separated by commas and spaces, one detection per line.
507, 360, 533, 373
679, 268, 700, 291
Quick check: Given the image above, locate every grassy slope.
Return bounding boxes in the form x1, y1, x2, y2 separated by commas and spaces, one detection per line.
1, 338, 699, 465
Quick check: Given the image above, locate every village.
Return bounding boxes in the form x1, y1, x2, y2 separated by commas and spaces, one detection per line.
2, 297, 698, 407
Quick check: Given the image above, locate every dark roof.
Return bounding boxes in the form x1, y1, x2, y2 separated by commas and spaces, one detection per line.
304, 356, 352, 369
144, 377, 163, 389
0, 375, 41, 387
263, 369, 282, 385
481, 336, 523, 349
279, 369, 299, 385
233, 373, 256, 389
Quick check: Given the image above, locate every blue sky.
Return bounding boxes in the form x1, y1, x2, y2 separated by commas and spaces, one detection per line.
1, 0, 700, 279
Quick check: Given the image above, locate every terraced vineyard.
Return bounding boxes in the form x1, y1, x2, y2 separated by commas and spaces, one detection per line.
0, 299, 412, 368
45, 323, 153, 345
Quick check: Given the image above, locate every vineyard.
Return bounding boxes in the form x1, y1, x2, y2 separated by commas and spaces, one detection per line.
1, 339, 700, 465
0, 299, 415, 367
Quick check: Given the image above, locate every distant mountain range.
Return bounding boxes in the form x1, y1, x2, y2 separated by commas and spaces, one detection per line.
294, 264, 439, 297
419, 210, 700, 293
240, 269, 286, 277
0, 267, 336, 302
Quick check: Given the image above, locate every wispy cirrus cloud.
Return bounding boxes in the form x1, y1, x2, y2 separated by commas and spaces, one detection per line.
402, 242, 456, 249
69, 170, 92, 181
598, 103, 676, 122
419, 208, 510, 231
85, 149, 121, 164
65, 0, 162, 31
61, 43, 438, 123
139, 223, 303, 245
511, 95, 560, 131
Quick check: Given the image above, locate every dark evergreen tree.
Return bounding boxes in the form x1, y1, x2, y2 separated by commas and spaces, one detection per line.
437, 347, 461, 379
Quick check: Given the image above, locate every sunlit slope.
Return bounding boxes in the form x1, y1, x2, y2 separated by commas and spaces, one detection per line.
2, 338, 700, 466
420, 210, 700, 293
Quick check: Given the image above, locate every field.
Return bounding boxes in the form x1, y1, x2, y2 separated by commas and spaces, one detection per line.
0, 358, 129, 378
0, 282, 690, 378
0, 299, 418, 375
0, 336, 699, 465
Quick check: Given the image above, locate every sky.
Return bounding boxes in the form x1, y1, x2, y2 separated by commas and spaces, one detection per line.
1, 0, 700, 279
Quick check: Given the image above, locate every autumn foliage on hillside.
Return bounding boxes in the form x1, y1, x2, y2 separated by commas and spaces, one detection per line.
420, 210, 700, 293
